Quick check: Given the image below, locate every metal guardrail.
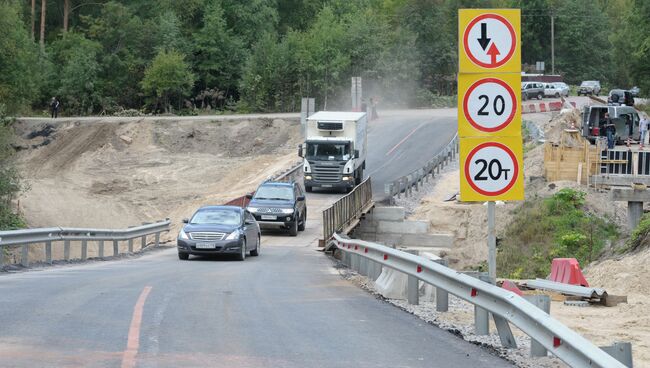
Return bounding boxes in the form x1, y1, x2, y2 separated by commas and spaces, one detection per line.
0, 220, 171, 267
322, 179, 373, 244
385, 133, 459, 202
273, 161, 303, 182
332, 234, 626, 368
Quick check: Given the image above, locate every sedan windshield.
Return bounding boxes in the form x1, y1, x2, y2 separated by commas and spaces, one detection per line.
254, 186, 293, 201
306, 142, 350, 161
191, 209, 241, 225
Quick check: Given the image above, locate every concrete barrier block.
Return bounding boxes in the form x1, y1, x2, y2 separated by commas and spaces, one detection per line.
401, 233, 454, 248
372, 207, 406, 221
377, 220, 429, 234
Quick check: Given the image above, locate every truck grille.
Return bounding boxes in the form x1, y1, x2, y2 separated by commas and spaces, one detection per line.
190, 232, 226, 241
313, 164, 343, 183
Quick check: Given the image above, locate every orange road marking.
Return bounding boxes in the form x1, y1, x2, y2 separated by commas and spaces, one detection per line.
121, 286, 152, 368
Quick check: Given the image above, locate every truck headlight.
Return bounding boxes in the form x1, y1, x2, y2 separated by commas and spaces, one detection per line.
342, 176, 351, 181
280, 208, 294, 214
225, 231, 240, 240
179, 229, 189, 240
247, 207, 259, 213
305, 175, 312, 180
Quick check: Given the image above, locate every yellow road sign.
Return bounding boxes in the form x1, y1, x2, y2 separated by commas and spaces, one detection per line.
458, 9, 521, 73
458, 73, 521, 138
459, 136, 524, 201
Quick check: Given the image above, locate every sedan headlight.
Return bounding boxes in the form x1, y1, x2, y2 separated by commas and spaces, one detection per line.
280, 208, 294, 214
179, 229, 189, 240
247, 207, 259, 213
225, 230, 241, 240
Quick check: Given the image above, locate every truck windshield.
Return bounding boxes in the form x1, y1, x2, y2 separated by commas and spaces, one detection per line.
306, 142, 350, 161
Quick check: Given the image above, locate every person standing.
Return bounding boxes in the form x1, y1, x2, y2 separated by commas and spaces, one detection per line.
640, 114, 649, 150
370, 97, 378, 120
601, 112, 616, 149
50, 97, 60, 118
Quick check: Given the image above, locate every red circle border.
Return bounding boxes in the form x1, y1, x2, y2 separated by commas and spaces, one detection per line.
463, 77, 517, 133
464, 141, 519, 196
463, 13, 517, 69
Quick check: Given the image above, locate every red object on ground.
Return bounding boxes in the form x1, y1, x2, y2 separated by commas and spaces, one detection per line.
549, 258, 589, 287
539, 103, 547, 112
501, 280, 523, 296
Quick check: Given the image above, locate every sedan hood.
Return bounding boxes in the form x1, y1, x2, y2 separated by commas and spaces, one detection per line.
183, 224, 239, 233
248, 199, 294, 208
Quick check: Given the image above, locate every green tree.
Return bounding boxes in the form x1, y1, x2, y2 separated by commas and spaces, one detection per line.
141, 50, 196, 113
627, 0, 650, 94
0, 105, 26, 230
156, 10, 187, 54
0, 1, 40, 113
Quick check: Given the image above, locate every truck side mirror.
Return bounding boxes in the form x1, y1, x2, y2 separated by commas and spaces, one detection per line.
298, 144, 303, 158
354, 150, 360, 158
245, 193, 253, 199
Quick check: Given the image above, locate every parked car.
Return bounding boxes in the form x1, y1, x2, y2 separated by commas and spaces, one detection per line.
522, 81, 545, 100
246, 180, 306, 236
577, 81, 601, 96
177, 205, 260, 261
607, 89, 635, 106
544, 82, 570, 98
630, 86, 640, 97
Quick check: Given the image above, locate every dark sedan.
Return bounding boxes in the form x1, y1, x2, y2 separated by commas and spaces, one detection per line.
177, 206, 260, 261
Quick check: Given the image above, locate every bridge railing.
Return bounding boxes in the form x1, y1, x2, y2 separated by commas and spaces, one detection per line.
384, 133, 458, 202
321, 179, 373, 245
333, 233, 626, 368
0, 220, 171, 267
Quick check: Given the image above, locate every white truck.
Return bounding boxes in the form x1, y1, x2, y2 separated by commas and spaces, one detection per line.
298, 111, 367, 192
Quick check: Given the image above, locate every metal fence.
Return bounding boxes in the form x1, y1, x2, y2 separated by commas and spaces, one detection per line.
273, 161, 303, 182
0, 220, 171, 267
321, 179, 374, 245
333, 233, 627, 368
384, 133, 459, 202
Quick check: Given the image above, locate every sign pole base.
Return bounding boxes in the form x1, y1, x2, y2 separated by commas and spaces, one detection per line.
487, 200, 496, 284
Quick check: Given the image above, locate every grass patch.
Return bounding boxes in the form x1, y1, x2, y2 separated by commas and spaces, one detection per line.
497, 188, 618, 279
624, 213, 650, 252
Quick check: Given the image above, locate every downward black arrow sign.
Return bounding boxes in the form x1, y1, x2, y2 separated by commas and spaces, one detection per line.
478, 22, 490, 51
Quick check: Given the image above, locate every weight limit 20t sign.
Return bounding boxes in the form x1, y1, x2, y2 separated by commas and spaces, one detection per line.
460, 137, 523, 201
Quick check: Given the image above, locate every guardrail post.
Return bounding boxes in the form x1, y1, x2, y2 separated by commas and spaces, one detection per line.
155, 232, 160, 247
98, 240, 104, 258
128, 239, 134, 253
45, 241, 52, 264
21, 244, 29, 267
64, 240, 70, 261
525, 294, 551, 357
474, 273, 490, 335
113, 240, 119, 256
81, 240, 88, 261
0, 247, 4, 266
406, 250, 419, 305
434, 259, 449, 312
141, 235, 146, 250
601, 342, 633, 368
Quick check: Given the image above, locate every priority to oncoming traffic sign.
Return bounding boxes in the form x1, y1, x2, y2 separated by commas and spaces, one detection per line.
459, 137, 524, 201
458, 73, 521, 137
458, 9, 520, 73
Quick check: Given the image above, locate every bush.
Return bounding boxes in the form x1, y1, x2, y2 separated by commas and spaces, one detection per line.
497, 188, 617, 279
626, 213, 650, 252
0, 103, 26, 230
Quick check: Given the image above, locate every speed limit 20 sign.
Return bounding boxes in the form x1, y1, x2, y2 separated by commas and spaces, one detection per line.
458, 73, 521, 137
460, 137, 524, 201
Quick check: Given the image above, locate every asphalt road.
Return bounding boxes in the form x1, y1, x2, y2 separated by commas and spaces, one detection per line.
365, 109, 457, 199
0, 110, 515, 367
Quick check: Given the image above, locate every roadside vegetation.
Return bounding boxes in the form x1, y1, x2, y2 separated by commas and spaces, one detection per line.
0, 105, 26, 230
0, 0, 647, 116
497, 188, 618, 279
625, 213, 650, 252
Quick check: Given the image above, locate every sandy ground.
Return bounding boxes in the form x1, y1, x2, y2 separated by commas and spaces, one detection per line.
404, 106, 649, 366
10, 117, 303, 261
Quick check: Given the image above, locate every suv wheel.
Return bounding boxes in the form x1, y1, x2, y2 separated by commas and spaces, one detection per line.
305, 185, 312, 192
298, 211, 306, 231
537, 92, 543, 100
554, 93, 560, 98
289, 219, 298, 236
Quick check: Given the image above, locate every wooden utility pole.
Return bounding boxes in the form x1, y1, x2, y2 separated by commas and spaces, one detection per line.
39, 0, 46, 50
31, 0, 35, 41
63, 0, 70, 32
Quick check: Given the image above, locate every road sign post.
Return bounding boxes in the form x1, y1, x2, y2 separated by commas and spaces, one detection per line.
458, 9, 521, 283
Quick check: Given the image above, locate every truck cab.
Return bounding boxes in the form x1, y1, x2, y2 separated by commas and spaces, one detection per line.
298, 111, 367, 192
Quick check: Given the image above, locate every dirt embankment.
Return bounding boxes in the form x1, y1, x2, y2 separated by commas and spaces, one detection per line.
13, 117, 302, 238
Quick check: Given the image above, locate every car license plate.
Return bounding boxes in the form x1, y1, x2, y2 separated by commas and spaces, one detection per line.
322, 184, 332, 188
196, 243, 216, 249
261, 215, 276, 220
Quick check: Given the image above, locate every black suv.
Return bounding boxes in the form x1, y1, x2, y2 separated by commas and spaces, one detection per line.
608, 89, 635, 106
246, 181, 306, 236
